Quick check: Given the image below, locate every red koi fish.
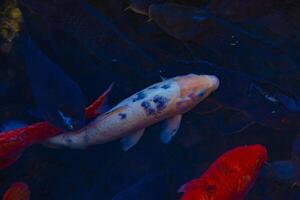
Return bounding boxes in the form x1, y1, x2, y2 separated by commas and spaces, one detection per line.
179, 144, 267, 200
0, 84, 112, 169
2, 182, 30, 200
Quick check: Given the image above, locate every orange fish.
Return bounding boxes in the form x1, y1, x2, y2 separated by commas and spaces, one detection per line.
179, 144, 267, 200
0, 84, 112, 169
2, 182, 30, 200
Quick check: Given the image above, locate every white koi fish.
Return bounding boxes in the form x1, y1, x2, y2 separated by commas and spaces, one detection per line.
45, 74, 219, 151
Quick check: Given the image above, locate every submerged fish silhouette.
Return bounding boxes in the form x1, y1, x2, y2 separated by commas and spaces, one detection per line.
112, 165, 200, 200
261, 160, 296, 184
127, 0, 163, 16
149, 3, 300, 84
19, 0, 158, 82
15, 33, 85, 131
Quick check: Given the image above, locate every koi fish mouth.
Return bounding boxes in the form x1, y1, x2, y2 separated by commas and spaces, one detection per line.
208, 75, 220, 91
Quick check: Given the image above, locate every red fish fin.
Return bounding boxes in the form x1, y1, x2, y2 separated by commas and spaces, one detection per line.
85, 83, 114, 119
2, 182, 30, 200
0, 127, 31, 169
0, 151, 23, 170
178, 179, 200, 193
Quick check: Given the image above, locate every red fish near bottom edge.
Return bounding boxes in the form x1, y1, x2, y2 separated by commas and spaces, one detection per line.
2, 182, 30, 200
0, 84, 113, 169
179, 144, 267, 200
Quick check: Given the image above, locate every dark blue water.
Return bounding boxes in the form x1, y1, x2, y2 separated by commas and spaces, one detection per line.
0, 0, 300, 199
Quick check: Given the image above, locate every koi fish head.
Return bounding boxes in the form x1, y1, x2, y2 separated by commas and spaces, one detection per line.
179, 144, 267, 200
242, 144, 268, 172
175, 74, 219, 111
227, 144, 267, 197
220, 144, 267, 195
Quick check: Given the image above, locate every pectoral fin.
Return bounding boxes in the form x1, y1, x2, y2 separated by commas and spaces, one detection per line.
160, 115, 182, 144
160, 75, 167, 81
121, 129, 145, 151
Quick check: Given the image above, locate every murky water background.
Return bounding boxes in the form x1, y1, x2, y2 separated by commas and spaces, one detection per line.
0, 0, 300, 199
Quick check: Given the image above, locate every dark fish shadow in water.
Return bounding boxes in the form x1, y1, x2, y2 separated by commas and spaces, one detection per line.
14, 33, 85, 131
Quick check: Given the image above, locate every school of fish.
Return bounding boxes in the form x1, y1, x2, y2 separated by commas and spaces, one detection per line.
0, 73, 271, 199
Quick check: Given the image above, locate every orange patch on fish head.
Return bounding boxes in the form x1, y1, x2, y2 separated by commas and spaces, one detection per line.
243, 145, 267, 167
250, 145, 268, 171
229, 144, 268, 177
175, 74, 219, 101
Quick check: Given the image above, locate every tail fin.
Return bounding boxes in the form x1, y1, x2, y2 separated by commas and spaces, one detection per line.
0, 127, 30, 170
0, 122, 61, 170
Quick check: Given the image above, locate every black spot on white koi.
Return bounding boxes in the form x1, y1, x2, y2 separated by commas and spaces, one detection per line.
118, 113, 127, 119
161, 84, 171, 89
153, 95, 169, 111
66, 138, 73, 143
197, 89, 206, 97
132, 92, 146, 102
141, 101, 155, 116
148, 85, 158, 90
